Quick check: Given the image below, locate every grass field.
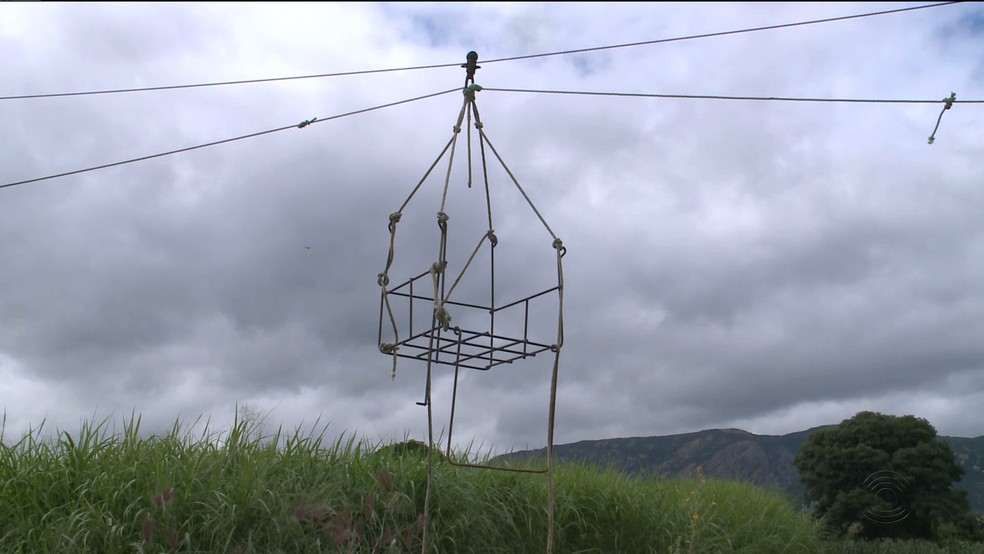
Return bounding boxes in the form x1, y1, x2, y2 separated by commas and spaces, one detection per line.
0, 415, 980, 553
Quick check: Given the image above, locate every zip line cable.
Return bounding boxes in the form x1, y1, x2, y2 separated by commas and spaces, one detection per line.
3, 84, 970, 192
482, 87, 984, 105
0, 2, 960, 101
0, 63, 463, 101
480, 2, 962, 66
0, 87, 460, 190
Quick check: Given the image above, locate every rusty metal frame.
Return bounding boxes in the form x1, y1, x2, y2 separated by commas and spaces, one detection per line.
377, 268, 560, 474
377, 270, 559, 372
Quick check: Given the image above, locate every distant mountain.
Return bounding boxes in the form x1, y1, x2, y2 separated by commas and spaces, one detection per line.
494, 427, 984, 513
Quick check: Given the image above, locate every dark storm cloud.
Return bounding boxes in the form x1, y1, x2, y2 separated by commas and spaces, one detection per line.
1, 2, 982, 450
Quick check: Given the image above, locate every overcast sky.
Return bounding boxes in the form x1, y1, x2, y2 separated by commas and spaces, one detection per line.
1, 2, 982, 455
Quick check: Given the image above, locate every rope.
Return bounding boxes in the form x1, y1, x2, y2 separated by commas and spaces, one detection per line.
440, 96, 470, 214
432, 262, 452, 332
475, 105, 498, 363
480, 129, 559, 241
420, 318, 437, 554
377, 94, 468, 380
380, 89, 479, 380
928, 92, 957, 144
379, 113, 462, 378
461, 85, 483, 191
444, 230, 497, 304
544, 238, 565, 554
432, 208, 452, 331
446, 330, 464, 461
553, 239, 566, 348
466, 95, 474, 188
469, 96, 495, 232
378, 211, 403, 379
398, 137, 456, 214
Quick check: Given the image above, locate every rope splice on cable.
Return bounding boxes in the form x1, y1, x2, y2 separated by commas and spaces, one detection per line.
928, 92, 956, 145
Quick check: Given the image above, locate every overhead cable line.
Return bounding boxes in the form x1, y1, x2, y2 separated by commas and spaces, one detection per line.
0, 63, 463, 101
0, 87, 460, 190
480, 2, 961, 65
0, 2, 960, 101
482, 87, 984, 105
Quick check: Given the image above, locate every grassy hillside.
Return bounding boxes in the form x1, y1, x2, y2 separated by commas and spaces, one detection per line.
0, 416, 826, 553
0, 416, 979, 553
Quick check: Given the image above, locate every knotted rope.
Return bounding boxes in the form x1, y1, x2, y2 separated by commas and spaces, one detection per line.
928, 92, 957, 145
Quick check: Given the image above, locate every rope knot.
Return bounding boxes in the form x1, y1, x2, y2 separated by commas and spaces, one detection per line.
377, 273, 389, 287
297, 117, 317, 128
943, 92, 956, 110
388, 212, 402, 232
552, 238, 567, 257
928, 92, 957, 145
487, 230, 498, 247
434, 305, 452, 331
430, 260, 446, 275
379, 343, 397, 354
462, 84, 482, 101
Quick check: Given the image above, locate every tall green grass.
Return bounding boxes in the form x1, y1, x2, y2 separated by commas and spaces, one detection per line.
820, 539, 984, 554
1, 414, 966, 553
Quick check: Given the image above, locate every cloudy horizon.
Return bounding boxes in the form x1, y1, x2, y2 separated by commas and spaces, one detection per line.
1, 2, 982, 455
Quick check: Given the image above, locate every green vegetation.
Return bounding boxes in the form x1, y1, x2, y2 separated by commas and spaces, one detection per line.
796, 411, 982, 543
820, 538, 984, 554
0, 413, 978, 553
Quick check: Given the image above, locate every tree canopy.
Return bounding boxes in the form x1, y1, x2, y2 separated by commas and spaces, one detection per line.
794, 411, 979, 542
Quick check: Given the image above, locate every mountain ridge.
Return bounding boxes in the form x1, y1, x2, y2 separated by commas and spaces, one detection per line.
494, 426, 984, 513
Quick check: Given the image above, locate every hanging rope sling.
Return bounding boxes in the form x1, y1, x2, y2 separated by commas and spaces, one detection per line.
375, 52, 565, 554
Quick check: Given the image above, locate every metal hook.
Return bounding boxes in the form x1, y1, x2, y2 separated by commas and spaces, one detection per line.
462, 51, 480, 85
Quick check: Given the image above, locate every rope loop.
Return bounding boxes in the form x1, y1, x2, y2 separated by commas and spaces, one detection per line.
388, 212, 402, 232
379, 343, 397, 354
552, 238, 567, 257
430, 260, 446, 275
377, 273, 390, 287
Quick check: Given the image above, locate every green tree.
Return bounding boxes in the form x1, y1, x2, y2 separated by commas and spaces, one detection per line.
794, 411, 975, 542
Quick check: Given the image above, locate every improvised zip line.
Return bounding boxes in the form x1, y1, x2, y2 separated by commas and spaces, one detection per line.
376, 52, 565, 554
